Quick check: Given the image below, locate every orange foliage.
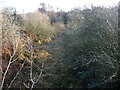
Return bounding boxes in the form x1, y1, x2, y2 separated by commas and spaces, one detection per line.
2, 45, 23, 87
2, 45, 14, 61
44, 37, 52, 43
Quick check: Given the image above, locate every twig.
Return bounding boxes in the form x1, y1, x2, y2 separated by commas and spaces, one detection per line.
0, 49, 16, 90
7, 61, 25, 89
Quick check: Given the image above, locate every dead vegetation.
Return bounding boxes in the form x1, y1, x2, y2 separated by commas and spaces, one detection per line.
0, 8, 50, 89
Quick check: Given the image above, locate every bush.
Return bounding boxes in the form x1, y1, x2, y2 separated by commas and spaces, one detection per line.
22, 11, 56, 41
46, 6, 118, 88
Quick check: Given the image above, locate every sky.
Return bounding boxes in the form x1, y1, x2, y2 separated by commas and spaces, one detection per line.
1, 0, 119, 13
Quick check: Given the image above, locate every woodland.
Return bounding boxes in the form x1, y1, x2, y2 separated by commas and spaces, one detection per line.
0, 3, 119, 89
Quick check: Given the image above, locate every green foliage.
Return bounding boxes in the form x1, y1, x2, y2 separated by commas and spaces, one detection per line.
2, 5, 119, 88
22, 11, 66, 41
45, 6, 118, 88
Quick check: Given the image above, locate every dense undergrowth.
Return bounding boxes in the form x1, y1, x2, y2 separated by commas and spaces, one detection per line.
0, 5, 119, 89
41, 6, 119, 88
